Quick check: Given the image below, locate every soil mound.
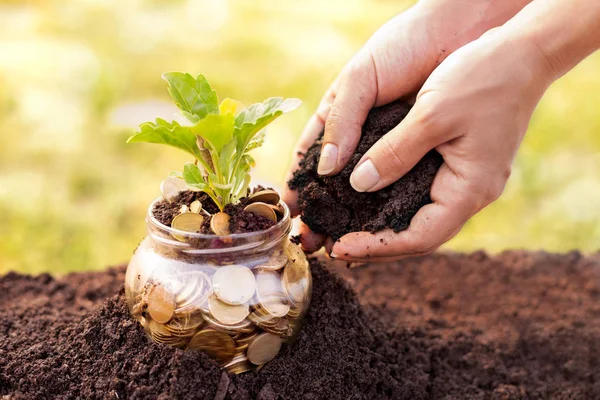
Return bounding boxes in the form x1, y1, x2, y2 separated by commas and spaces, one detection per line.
288, 101, 443, 240
2, 251, 600, 399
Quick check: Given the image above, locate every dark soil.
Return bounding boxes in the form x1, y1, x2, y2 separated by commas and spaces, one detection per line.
288, 100, 443, 240
2, 251, 600, 399
153, 189, 276, 235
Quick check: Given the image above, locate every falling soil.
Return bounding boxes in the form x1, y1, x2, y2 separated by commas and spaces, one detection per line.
288, 100, 443, 240
152, 189, 276, 235
2, 251, 600, 399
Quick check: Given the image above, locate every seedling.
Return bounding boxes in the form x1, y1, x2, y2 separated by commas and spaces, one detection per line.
128, 72, 301, 210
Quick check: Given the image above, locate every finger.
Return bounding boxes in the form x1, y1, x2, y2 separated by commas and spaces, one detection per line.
282, 83, 338, 215
318, 48, 378, 176
349, 94, 456, 192
298, 220, 327, 254
333, 163, 479, 260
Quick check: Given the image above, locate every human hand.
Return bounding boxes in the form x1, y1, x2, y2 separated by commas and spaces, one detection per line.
330, 30, 553, 261
282, 0, 532, 253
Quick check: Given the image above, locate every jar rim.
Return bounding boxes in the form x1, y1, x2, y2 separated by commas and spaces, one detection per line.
146, 196, 292, 240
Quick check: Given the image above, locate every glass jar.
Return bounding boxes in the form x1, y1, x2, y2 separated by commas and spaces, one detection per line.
125, 198, 312, 374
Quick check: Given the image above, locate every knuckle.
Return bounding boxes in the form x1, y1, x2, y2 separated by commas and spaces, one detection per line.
411, 94, 445, 137
468, 172, 509, 210
377, 135, 407, 171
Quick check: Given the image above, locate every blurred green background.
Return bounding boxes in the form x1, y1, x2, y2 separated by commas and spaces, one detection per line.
0, 0, 599, 274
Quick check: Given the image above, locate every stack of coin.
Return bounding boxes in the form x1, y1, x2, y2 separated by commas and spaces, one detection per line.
131, 238, 311, 374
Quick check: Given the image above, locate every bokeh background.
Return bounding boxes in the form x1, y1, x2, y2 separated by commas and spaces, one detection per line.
1, 0, 599, 274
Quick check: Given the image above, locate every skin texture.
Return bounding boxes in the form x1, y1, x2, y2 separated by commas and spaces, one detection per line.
283, 0, 600, 261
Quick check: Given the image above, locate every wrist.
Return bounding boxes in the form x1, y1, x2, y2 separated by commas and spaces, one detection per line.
497, 0, 600, 83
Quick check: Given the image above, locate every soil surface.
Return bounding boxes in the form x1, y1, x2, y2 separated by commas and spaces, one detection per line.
2, 251, 600, 399
288, 100, 443, 240
153, 188, 277, 235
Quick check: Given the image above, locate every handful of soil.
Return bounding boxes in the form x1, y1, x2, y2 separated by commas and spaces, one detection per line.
288, 101, 443, 240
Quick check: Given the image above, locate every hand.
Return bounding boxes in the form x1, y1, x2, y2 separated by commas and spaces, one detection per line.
331, 30, 553, 261
283, 0, 533, 253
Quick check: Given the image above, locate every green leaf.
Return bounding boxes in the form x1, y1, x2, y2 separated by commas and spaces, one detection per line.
234, 97, 301, 152
182, 162, 209, 191
191, 114, 235, 153
246, 131, 265, 152
162, 72, 219, 119
127, 118, 201, 159
219, 139, 237, 179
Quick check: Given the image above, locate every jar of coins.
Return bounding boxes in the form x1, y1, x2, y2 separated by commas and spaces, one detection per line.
125, 198, 312, 374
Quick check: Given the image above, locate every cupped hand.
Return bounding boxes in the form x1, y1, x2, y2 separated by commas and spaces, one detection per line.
331, 29, 554, 261
282, 0, 533, 253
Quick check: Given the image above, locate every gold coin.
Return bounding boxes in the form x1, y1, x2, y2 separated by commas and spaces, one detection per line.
262, 317, 293, 338
213, 265, 256, 305
208, 296, 250, 326
203, 312, 253, 333
190, 200, 202, 214
256, 270, 284, 296
171, 212, 205, 242
187, 328, 236, 364
147, 284, 176, 324
223, 354, 253, 374
260, 294, 290, 318
268, 203, 285, 217
179, 204, 189, 214
165, 312, 205, 337
175, 272, 212, 314
160, 178, 185, 203
282, 241, 311, 305
243, 202, 277, 222
247, 333, 282, 365
210, 212, 231, 236
258, 252, 288, 271
248, 189, 280, 205
236, 331, 258, 346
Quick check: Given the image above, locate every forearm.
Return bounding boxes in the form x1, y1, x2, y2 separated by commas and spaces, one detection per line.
500, 0, 600, 81
416, 0, 534, 59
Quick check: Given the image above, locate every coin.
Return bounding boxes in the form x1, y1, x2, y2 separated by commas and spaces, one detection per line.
147, 284, 176, 324
248, 189, 280, 205
171, 212, 205, 242
187, 328, 236, 364
210, 212, 231, 236
282, 241, 311, 305
179, 204, 189, 214
258, 252, 288, 271
260, 294, 290, 318
160, 177, 185, 203
213, 265, 256, 305
268, 203, 285, 217
190, 200, 202, 214
247, 333, 282, 365
165, 312, 204, 336
256, 270, 284, 296
203, 311, 253, 333
261, 317, 293, 338
175, 272, 212, 315
208, 296, 250, 325
223, 354, 253, 374
243, 202, 277, 222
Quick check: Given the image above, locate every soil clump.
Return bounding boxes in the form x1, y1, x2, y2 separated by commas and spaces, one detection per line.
2, 251, 600, 399
288, 100, 443, 240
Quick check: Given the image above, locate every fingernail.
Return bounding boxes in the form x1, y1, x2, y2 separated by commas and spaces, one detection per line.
317, 143, 338, 175
350, 159, 380, 192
